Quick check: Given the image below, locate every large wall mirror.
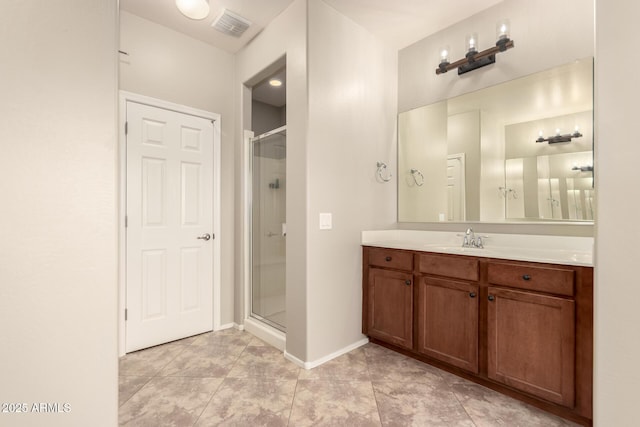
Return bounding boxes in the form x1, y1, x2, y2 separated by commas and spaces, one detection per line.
398, 57, 593, 223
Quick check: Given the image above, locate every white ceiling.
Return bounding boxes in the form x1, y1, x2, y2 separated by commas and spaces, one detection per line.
120, 0, 503, 53
120, 0, 503, 107
120, 0, 295, 53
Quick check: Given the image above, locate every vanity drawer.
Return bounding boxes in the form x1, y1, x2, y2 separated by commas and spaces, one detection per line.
368, 247, 413, 271
487, 262, 575, 296
418, 253, 479, 281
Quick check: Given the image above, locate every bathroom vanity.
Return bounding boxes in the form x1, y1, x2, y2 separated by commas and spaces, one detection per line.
361, 230, 593, 425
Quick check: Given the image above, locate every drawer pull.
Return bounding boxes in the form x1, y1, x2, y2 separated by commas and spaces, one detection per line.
405, 279, 411, 286
488, 295, 495, 301
522, 274, 531, 281
469, 292, 477, 298
385, 256, 392, 262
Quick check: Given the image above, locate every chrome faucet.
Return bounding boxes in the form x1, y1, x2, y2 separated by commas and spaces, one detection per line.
462, 228, 475, 248
462, 227, 486, 248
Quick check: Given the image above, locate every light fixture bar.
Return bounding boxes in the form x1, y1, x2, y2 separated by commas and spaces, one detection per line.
536, 129, 583, 144
436, 40, 514, 75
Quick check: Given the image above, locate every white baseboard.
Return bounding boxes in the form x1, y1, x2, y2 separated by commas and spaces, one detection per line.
243, 317, 285, 351
217, 322, 235, 331
285, 337, 370, 370
233, 322, 245, 331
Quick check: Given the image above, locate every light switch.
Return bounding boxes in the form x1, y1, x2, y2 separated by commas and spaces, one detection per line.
319, 213, 332, 230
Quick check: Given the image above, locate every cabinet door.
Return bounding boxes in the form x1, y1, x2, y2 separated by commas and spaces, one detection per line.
417, 276, 479, 373
367, 268, 413, 349
487, 287, 575, 407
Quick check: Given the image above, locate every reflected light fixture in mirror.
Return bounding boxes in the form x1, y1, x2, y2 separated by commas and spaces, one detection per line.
436, 20, 514, 75
176, 0, 210, 20
269, 79, 283, 87
536, 126, 583, 144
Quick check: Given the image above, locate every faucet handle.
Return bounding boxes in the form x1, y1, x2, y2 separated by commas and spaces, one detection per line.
475, 235, 489, 248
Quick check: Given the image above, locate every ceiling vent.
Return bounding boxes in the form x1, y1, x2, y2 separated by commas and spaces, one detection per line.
211, 9, 251, 38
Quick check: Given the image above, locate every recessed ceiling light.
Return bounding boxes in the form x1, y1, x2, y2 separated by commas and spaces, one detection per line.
269, 79, 283, 87
176, 0, 210, 20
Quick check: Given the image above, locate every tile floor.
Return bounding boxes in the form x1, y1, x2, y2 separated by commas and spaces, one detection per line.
119, 328, 578, 426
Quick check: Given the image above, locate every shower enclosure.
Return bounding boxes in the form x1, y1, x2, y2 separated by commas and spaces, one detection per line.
250, 126, 286, 331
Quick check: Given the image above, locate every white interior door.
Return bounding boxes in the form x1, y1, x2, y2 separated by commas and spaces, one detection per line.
126, 101, 214, 353
446, 153, 466, 221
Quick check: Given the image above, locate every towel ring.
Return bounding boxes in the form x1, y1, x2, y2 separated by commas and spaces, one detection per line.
377, 162, 392, 182
410, 168, 424, 186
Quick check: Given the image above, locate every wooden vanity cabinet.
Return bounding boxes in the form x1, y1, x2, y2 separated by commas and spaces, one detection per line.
362, 246, 593, 425
416, 253, 480, 374
487, 262, 578, 407
364, 248, 414, 349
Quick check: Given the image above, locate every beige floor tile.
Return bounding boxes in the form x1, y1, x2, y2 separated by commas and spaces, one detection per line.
119, 376, 152, 407
195, 377, 297, 426
289, 379, 381, 426
298, 347, 369, 381
450, 383, 580, 427
227, 345, 300, 380
373, 380, 474, 427
119, 376, 223, 427
159, 344, 244, 378
119, 342, 185, 376
364, 343, 445, 385
191, 328, 253, 348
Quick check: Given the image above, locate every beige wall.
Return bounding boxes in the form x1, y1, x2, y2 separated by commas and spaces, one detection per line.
398, 0, 594, 112
594, 0, 640, 425
0, 1, 118, 426
306, 0, 397, 362
119, 11, 236, 325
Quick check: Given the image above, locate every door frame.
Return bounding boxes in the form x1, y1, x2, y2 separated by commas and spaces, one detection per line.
118, 91, 221, 356
242, 128, 286, 351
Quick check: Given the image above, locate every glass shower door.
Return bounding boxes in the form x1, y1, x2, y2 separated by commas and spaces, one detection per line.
251, 127, 286, 331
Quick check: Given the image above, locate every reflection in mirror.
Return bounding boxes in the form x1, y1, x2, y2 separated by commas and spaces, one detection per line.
398, 57, 593, 223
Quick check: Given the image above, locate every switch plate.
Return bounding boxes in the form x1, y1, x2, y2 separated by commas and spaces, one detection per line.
319, 213, 332, 230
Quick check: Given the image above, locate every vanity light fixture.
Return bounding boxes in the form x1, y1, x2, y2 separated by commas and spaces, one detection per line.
536, 126, 583, 144
176, 0, 210, 20
436, 19, 514, 75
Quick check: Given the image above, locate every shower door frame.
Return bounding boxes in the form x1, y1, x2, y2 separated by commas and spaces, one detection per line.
243, 126, 287, 348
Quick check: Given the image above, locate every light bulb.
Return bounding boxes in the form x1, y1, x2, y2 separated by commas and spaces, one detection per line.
269, 79, 282, 87
466, 33, 478, 53
496, 19, 510, 40
439, 45, 450, 62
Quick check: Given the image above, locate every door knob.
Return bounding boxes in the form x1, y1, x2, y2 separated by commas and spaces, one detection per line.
197, 233, 211, 241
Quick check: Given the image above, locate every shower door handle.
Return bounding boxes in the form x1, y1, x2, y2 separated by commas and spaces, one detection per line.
197, 233, 211, 241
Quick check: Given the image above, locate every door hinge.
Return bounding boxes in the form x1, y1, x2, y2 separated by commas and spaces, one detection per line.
125, 121, 128, 135
125, 308, 128, 321
125, 215, 128, 228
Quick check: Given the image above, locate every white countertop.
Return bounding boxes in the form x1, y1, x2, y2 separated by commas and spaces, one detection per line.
361, 230, 593, 267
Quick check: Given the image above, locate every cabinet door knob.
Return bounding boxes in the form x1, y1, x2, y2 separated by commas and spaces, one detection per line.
385, 256, 392, 262
405, 279, 411, 286
469, 292, 477, 298
522, 274, 531, 281
488, 295, 495, 301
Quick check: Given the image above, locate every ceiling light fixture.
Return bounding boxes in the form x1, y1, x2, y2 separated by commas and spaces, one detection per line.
536, 127, 583, 144
176, 0, 210, 20
269, 79, 283, 87
436, 19, 514, 75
